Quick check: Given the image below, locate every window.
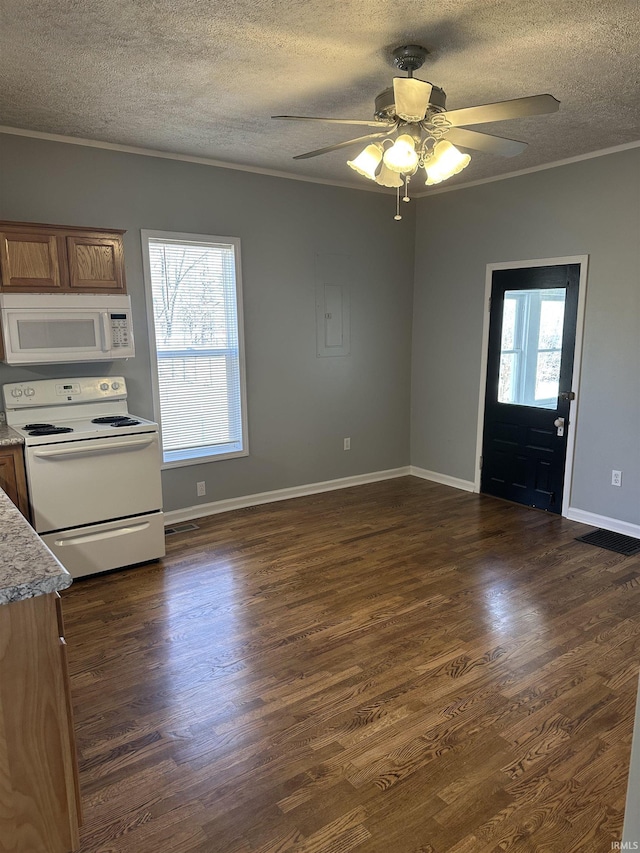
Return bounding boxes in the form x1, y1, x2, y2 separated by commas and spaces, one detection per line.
142, 231, 248, 467
498, 287, 566, 409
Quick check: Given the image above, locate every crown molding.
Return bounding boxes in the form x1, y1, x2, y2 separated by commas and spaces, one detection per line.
0, 124, 385, 195
411, 139, 640, 197
1, 124, 638, 200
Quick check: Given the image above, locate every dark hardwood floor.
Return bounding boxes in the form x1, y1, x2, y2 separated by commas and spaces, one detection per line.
61, 476, 640, 852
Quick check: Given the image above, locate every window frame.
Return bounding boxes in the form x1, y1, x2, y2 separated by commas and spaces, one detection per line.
141, 229, 249, 469
498, 288, 565, 410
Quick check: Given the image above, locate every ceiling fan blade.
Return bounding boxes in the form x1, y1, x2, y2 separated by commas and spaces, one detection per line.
446, 127, 528, 157
440, 94, 560, 127
272, 115, 390, 128
393, 78, 433, 122
292, 131, 391, 160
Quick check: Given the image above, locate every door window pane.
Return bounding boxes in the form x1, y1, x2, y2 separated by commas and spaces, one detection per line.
501, 298, 517, 350
498, 352, 517, 403
538, 298, 565, 349
497, 288, 565, 408
535, 351, 562, 402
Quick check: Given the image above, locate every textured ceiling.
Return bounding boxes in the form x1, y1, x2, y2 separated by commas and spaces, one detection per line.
0, 0, 639, 193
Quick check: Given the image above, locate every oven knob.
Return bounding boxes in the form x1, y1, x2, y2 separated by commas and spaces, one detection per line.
11, 388, 22, 397
100, 382, 109, 391
23, 387, 35, 397
111, 381, 120, 390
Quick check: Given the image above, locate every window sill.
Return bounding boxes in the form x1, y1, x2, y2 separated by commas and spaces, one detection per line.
161, 448, 249, 470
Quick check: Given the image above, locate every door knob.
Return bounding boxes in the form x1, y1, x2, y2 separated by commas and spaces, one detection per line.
554, 417, 565, 436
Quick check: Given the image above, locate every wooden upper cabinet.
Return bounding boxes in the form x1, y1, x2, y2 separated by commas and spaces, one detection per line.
0, 230, 63, 290
0, 221, 126, 294
67, 235, 125, 292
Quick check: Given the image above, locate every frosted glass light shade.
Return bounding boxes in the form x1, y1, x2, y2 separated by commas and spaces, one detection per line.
375, 163, 404, 188
424, 140, 471, 185
347, 144, 383, 179
383, 134, 419, 174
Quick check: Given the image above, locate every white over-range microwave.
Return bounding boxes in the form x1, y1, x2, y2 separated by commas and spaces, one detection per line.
0, 293, 135, 364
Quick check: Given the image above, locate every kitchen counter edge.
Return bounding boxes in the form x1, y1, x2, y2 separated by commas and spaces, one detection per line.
0, 487, 72, 605
0, 423, 24, 446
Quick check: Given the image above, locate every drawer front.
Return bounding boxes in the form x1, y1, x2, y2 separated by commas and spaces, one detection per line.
42, 511, 165, 578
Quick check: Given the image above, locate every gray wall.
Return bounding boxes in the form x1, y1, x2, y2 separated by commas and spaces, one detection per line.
411, 147, 640, 524
0, 134, 414, 511
3, 132, 638, 526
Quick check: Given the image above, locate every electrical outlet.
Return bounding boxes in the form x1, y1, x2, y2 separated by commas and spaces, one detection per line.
611, 470, 622, 487
344, 437, 351, 451
196, 481, 206, 497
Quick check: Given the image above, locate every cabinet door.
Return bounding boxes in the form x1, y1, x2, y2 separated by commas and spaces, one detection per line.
0, 593, 80, 853
66, 235, 126, 292
0, 445, 30, 519
0, 231, 63, 290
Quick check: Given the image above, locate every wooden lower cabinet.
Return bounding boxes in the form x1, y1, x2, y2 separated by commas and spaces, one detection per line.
0, 445, 30, 520
0, 592, 80, 853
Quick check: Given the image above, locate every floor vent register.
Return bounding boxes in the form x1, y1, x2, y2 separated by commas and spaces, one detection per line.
165, 522, 200, 536
576, 528, 640, 556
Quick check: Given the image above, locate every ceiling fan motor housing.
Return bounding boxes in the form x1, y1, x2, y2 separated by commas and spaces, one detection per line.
392, 45, 429, 73
374, 83, 447, 121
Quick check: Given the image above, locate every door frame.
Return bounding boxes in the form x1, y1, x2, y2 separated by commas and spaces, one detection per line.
473, 255, 589, 517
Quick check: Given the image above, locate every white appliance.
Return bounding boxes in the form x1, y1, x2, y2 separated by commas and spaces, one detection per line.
0, 293, 135, 364
3, 376, 165, 578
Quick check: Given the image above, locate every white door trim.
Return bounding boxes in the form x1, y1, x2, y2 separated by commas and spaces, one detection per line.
474, 255, 589, 517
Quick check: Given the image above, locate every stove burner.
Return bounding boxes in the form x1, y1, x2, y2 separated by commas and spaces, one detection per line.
27, 427, 74, 436
23, 423, 55, 430
91, 415, 141, 427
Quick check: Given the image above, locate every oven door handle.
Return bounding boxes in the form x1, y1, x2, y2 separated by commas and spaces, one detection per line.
52, 522, 151, 546
33, 437, 155, 458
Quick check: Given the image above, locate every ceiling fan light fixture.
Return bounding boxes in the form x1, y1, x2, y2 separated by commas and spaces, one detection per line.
375, 162, 404, 188
424, 140, 471, 185
383, 134, 419, 174
275, 45, 559, 221
347, 143, 384, 180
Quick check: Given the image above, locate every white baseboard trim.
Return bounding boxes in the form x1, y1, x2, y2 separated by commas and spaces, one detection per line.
409, 466, 476, 493
566, 507, 640, 538
164, 466, 412, 525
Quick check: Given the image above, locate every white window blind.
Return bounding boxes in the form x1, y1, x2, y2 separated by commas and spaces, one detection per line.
143, 233, 248, 466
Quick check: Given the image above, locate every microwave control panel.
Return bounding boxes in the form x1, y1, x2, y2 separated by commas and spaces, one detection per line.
110, 313, 130, 348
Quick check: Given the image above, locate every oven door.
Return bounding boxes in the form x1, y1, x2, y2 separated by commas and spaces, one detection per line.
26, 432, 163, 533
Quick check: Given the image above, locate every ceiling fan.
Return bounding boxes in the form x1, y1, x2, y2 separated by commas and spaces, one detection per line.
273, 45, 559, 218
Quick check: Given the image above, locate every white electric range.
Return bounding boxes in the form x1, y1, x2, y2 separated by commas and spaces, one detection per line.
3, 376, 165, 578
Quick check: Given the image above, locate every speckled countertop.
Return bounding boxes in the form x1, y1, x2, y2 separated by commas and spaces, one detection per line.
0, 488, 72, 605
0, 422, 23, 446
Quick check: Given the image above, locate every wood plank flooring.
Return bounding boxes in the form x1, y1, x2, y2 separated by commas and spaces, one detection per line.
60, 477, 640, 852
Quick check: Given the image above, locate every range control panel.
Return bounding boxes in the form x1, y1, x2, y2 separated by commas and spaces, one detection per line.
3, 377, 128, 409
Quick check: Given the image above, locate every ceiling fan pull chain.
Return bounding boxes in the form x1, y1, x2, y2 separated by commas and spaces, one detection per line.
394, 187, 402, 220
403, 175, 410, 203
